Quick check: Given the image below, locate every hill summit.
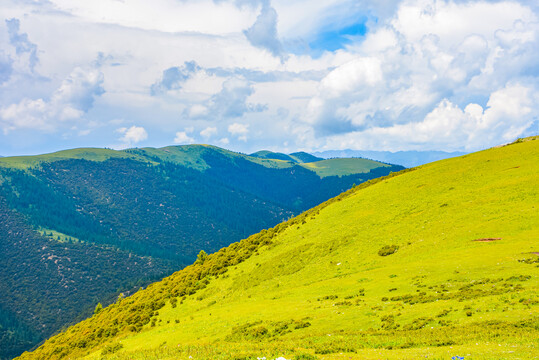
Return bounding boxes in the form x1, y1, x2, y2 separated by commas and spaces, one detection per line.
18, 137, 539, 359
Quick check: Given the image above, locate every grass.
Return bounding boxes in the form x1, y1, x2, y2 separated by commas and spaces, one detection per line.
17, 137, 539, 360
0, 148, 146, 170
300, 158, 391, 177
38, 227, 82, 243
0, 145, 392, 176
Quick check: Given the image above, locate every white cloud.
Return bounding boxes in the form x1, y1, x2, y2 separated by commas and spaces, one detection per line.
1, 0, 538, 154
218, 137, 230, 145
46, 0, 258, 35
323, 83, 538, 151
5, 18, 39, 72
298, 0, 539, 150
391, 0, 535, 47
200, 126, 218, 139
244, 1, 285, 59
117, 125, 148, 145
174, 131, 196, 144
188, 105, 209, 119
211, 77, 266, 117
228, 122, 250, 141
0, 67, 104, 133
228, 122, 249, 135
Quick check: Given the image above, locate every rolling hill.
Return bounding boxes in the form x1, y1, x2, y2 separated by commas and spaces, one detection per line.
17, 136, 538, 360
314, 149, 467, 167
0, 145, 402, 359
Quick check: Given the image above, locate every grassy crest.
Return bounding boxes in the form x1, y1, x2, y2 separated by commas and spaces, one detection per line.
18, 137, 539, 360
300, 158, 391, 177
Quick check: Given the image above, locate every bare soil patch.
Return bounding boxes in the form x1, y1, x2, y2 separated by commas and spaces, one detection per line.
473, 238, 502, 242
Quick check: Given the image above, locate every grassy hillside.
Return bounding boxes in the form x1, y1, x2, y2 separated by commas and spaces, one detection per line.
301, 158, 391, 177
0, 148, 145, 170
18, 137, 539, 360
0, 145, 401, 359
289, 152, 323, 163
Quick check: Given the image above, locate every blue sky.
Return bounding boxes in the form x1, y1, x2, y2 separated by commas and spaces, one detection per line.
0, 0, 538, 156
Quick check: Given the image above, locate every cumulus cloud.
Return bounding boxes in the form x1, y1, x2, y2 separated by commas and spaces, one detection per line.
218, 137, 230, 145
116, 125, 148, 145
243, 1, 285, 59
324, 83, 538, 151
302, 0, 539, 150
150, 61, 201, 95
191, 77, 266, 119
228, 122, 249, 141
1, 0, 538, 154
174, 131, 196, 144
0, 51, 13, 84
306, 57, 384, 134
0, 67, 104, 133
200, 126, 218, 138
5, 18, 39, 72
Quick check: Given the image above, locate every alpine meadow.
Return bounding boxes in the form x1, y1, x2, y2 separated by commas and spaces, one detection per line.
15, 136, 539, 360
2, 0, 539, 359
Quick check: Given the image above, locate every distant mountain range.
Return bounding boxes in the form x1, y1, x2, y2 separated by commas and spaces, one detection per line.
18, 137, 539, 360
0, 145, 403, 359
314, 149, 467, 167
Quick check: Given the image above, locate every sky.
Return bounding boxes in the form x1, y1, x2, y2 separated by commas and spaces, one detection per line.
0, 0, 538, 156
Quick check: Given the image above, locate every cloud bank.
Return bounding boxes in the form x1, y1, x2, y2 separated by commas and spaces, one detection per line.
0, 0, 538, 155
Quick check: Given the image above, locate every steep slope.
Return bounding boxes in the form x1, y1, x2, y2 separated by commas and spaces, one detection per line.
19, 137, 539, 360
0, 145, 402, 359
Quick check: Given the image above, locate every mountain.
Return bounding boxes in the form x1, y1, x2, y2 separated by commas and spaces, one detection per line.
250, 150, 323, 164
314, 149, 467, 167
289, 152, 323, 163
0, 145, 402, 359
18, 136, 538, 360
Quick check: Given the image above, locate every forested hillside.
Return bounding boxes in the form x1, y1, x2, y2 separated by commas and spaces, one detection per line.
16, 137, 538, 360
0, 145, 402, 359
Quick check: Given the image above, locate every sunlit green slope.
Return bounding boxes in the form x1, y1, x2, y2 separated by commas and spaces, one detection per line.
19, 137, 539, 360
300, 158, 391, 177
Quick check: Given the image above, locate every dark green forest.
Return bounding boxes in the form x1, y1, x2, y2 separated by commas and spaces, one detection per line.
0, 145, 403, 359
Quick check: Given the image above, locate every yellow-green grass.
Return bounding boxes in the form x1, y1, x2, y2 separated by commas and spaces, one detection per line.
19, 137, 539, 360
300, 158, 391, 177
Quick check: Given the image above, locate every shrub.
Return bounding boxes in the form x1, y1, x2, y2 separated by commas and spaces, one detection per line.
378, 245, 399, 256
101, 343, 123, 355
293, 354, 319, 360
